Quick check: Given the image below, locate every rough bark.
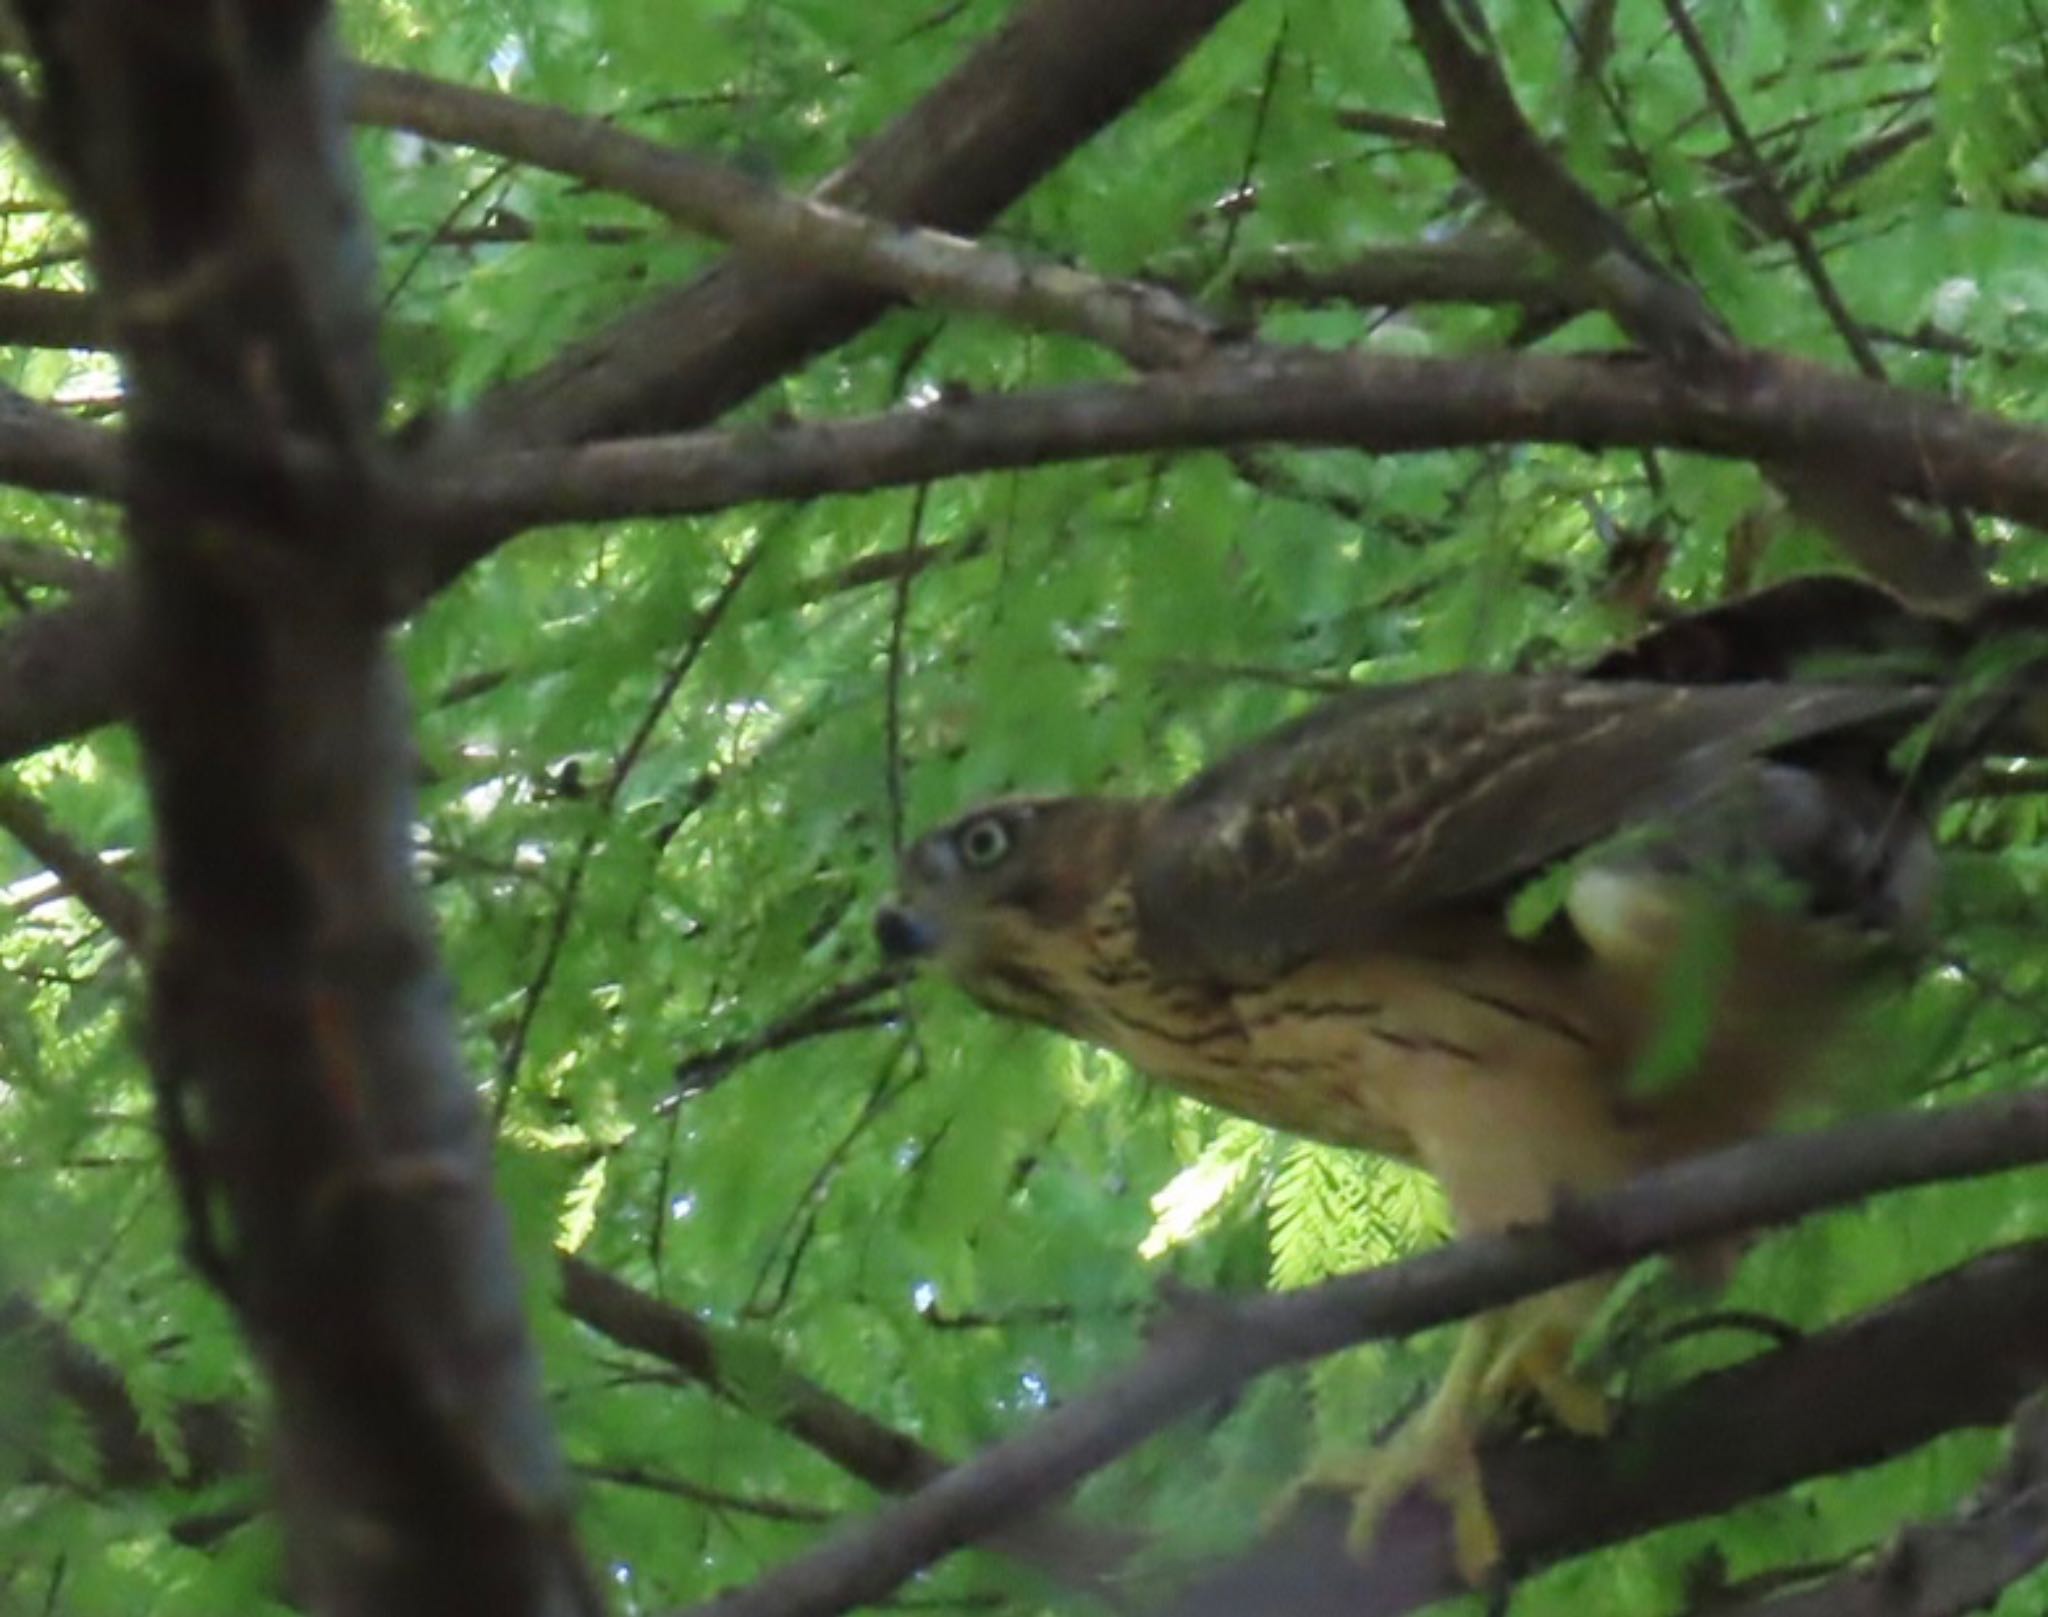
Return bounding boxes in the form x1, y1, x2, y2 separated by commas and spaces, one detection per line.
20, 5, 594, 1612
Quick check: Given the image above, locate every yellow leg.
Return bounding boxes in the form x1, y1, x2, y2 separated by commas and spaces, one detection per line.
1299, 1287, 1610, 1584
1483, 1290, 1612, 1438
1354, 1311, 1505, 1577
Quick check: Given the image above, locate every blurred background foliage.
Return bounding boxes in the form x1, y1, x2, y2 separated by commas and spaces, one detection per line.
4, 0, 2048, 1612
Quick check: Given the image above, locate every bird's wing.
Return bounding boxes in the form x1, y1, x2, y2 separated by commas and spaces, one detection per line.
1132, 676, 1931, 981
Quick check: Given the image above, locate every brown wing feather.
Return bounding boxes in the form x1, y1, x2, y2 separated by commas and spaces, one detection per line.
1132, 676, 1931, 982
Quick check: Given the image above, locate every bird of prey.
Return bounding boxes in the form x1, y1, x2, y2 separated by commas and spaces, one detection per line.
876, 586, 1986, 1579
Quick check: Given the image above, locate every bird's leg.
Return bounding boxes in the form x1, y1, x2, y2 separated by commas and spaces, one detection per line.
1304, 1282, 1610, 1584
1482, 1283, 1613, 1438
1323, 1309, 1506, 1579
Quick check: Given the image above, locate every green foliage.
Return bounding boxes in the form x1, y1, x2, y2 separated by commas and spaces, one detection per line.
5, 1, 2048, 1614
1268, 1143, 1446, 1292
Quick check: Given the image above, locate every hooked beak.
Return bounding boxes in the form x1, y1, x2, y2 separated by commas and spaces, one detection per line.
874, 902, 940, 961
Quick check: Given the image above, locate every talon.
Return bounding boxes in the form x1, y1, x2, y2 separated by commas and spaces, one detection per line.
1276, 1314, 1510, 1582
1445, 1447, 1503, 1584
1340, 1408, 1497, 1574
1278, 1297, 1613, 1585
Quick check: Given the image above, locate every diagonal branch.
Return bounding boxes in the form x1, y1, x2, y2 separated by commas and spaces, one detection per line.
0, 1290, 247, 1493
666, 1086, 2048, 1617
0, 0, 1249, 774
669, 965, 908, 1101
1707, 1402, 2048, 1617
495, 542, 763, 1111
560, 1257, 1139, 1600
0, 783, 150, 949
351, 66, 1224, 372
1656, 0, 1886, 383
1395, 0, 1985, 612
1161, 1243, 2048, 1617
458, 0, 1248, 454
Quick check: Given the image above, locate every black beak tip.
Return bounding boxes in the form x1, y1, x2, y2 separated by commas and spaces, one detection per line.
874, 904, 938, 961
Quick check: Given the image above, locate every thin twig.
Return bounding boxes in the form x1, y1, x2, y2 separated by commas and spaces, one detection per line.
668, 966, 908, 1101
495, 540, 764, 1115
575, 1463, 836, 1525
743, 1052, 922, 1321
1659, 0, 1885, 382
883, 483, 929, 860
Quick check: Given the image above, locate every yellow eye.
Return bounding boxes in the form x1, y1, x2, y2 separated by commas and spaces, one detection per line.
956, 815, 1013, 870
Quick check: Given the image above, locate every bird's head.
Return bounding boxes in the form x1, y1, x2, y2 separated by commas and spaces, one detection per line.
876, 795, 1148, 1032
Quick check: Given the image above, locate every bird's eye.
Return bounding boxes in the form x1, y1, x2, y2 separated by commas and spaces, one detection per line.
955, 815, 1013, 870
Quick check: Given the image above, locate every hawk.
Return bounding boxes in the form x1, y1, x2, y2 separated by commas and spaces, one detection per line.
876, 583, 1997, 1578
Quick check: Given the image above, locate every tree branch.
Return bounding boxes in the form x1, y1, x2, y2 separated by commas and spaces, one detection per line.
24, 4, 596, 1611
558, 1256, 1139, 1598
7, 324, 2048, 777
0, 580, 130, 764
0, 1291, 247, 1493
0, 536, 111, 593
456, 0, 1250, 453
1395, 0, 1984, 611
1163, 1243, 2048, 1616
670, 966, 908, 1100
665, 1087, 2048, 1617
1707, 1402, 2048, 1617
0, 783, 150, 949
399, 347, 2048, 541
0, 285, 105, 350
0, 383, 122, 499
1656, 0, 1886, 383
1229, 233, 1572, 313
351, 65, 1224, 372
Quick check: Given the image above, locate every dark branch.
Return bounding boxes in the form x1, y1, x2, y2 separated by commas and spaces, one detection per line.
455, 0, 1251, 454
558, 1256, 1139, 1598
1230, 234, 1572, 313
1395, 0, 1983, 611
398, 348, 2048, 541
496, 545, 762, 1111
0, 0, 1250, 773
1707, 1402, 2048, 1617
668, 1088, 2048, 1617
9, 319, 2048, 776
0, 536, 111, 593
575, 1463, 836, 1527
1164, 1241, 2048, 1616
671, 966, 908, 1100
0, 1291, 247, 1492
0, 285, 105, 350
0, 784, 150, 949
0, 384, 122, 499
24, 4, 596, 1612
